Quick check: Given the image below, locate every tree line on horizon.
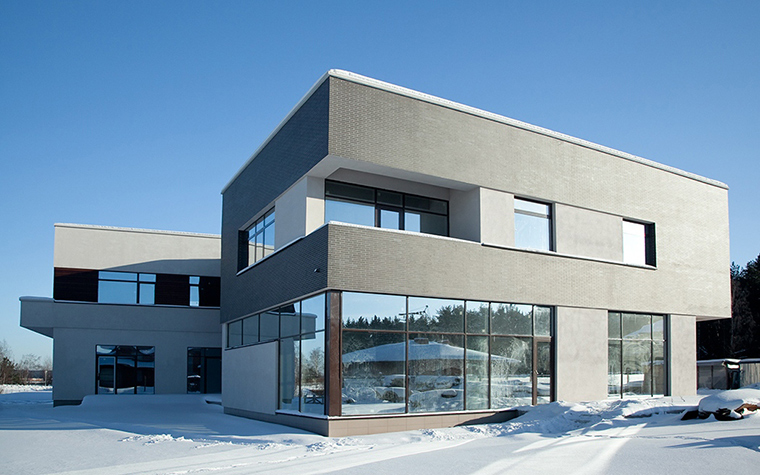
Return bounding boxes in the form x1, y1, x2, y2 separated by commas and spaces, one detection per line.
697, 253, 760, 359
0, 340, 52, 387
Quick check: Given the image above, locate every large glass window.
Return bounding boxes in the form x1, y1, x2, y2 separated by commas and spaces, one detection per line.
514, 198, 552, 251
239, 208, 275, 270
96, 345, 154, 395
325, 180, 449, 237
341, 292, 554, 416
98, 271, 155, 305
342, 331, 406, 415
623, 220, 656, 266
608, 312, 667, 397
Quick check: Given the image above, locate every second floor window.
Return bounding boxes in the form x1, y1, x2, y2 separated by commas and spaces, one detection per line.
623, 220, 656, 266
240, 208, 275, 270
514, 198, 553, 251
98, 271, 155, 305
324, 180, 448, 237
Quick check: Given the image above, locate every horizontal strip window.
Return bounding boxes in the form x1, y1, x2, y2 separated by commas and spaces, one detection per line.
52, 268, 220, 307
325, 180, 449, 237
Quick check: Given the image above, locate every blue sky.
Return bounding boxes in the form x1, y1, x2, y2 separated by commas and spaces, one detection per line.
1, 1, 758, 360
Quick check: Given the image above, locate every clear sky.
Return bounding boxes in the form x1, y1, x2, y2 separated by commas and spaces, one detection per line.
1, 1, 758, 361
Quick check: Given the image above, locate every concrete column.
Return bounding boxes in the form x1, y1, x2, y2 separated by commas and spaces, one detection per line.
554, 306, 609, 401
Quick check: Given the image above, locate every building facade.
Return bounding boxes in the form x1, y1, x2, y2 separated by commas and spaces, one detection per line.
220, 70, 730, 436
20, 224, 222, 405
20, 71, 731, 436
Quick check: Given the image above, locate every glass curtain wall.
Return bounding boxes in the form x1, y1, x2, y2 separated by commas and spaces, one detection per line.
341, 292, 553, 416
608, 312, 666, 397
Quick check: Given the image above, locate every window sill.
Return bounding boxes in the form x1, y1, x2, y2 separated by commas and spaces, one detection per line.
481, 242, 657, 270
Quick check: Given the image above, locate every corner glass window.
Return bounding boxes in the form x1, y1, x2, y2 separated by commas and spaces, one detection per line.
514, 198, 552, 251
623, 220, 656, 266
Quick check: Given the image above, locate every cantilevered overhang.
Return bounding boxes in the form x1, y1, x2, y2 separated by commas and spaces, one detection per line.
19, 297, 55, 337
20, 296, 221, 338
230, 223, 730, 321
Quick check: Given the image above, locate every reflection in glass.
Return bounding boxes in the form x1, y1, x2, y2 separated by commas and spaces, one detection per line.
280, 303, 301, 338
466, 301, 489, 334
608, 340, 622, 396
325, 199, 375, 227
536, 341, 551, 404
408, 334, 464, 412
300, 331, 325, 415
279, 337, 300, 411
99, 271, 137, 281
379, 209, 401, 230
342, 292, 405, 331
534, 307, 552, 337
622, 313, 651, 340
652, 340, 665, 396
242, 315, 259, 345
140, 283, 155, 305
408, 297, 464, 333
608, 312, 621, 339
99, 280, 137, 304
491, 336, 532, 408
466, 335, 489, 410
491, 304, 532, 336
514, 199, 552, 251
342, 331, 406, 415
301, 294, 325, 332
404, 211, 448, 236
97, 345, 154, 395
622, 340, 650, 396
260, 310, 279, 342
228, 320, 243, 347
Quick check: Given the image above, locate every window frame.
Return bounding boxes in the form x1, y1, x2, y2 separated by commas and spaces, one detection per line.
324, 180, 450, 237
622, 220, 656, 267
238, 207, 276, 271
514, 197, 554, 252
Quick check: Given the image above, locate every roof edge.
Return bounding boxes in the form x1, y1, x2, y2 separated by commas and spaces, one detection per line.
328, 70, 728, 190
223, 69, 727, 193
54, 223, 220, 239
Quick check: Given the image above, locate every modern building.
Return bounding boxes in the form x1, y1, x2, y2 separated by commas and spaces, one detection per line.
21, 70, 731, 436
219, 70, 730, 436
20, 224, 222, 405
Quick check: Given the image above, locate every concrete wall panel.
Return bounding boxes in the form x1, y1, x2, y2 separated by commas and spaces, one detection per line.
555, 307, 609, 401
54, 224, 220, 276
670, 315, 697, 396
555, 204, 623, 261
222, 342, 278, 414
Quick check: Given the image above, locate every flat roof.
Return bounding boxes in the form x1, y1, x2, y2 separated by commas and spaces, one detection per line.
54, 223, 220, 239
223, 70, 728, 193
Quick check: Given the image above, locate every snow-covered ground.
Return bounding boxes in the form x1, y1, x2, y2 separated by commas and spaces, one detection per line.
1, 385, 758, 474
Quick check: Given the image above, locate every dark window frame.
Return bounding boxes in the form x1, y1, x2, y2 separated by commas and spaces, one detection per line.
325, 180, 450, 237
514, 197, 554, 252
339, 291, 555, 416
238, 207, 275, 271
622, 219, 657, 267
